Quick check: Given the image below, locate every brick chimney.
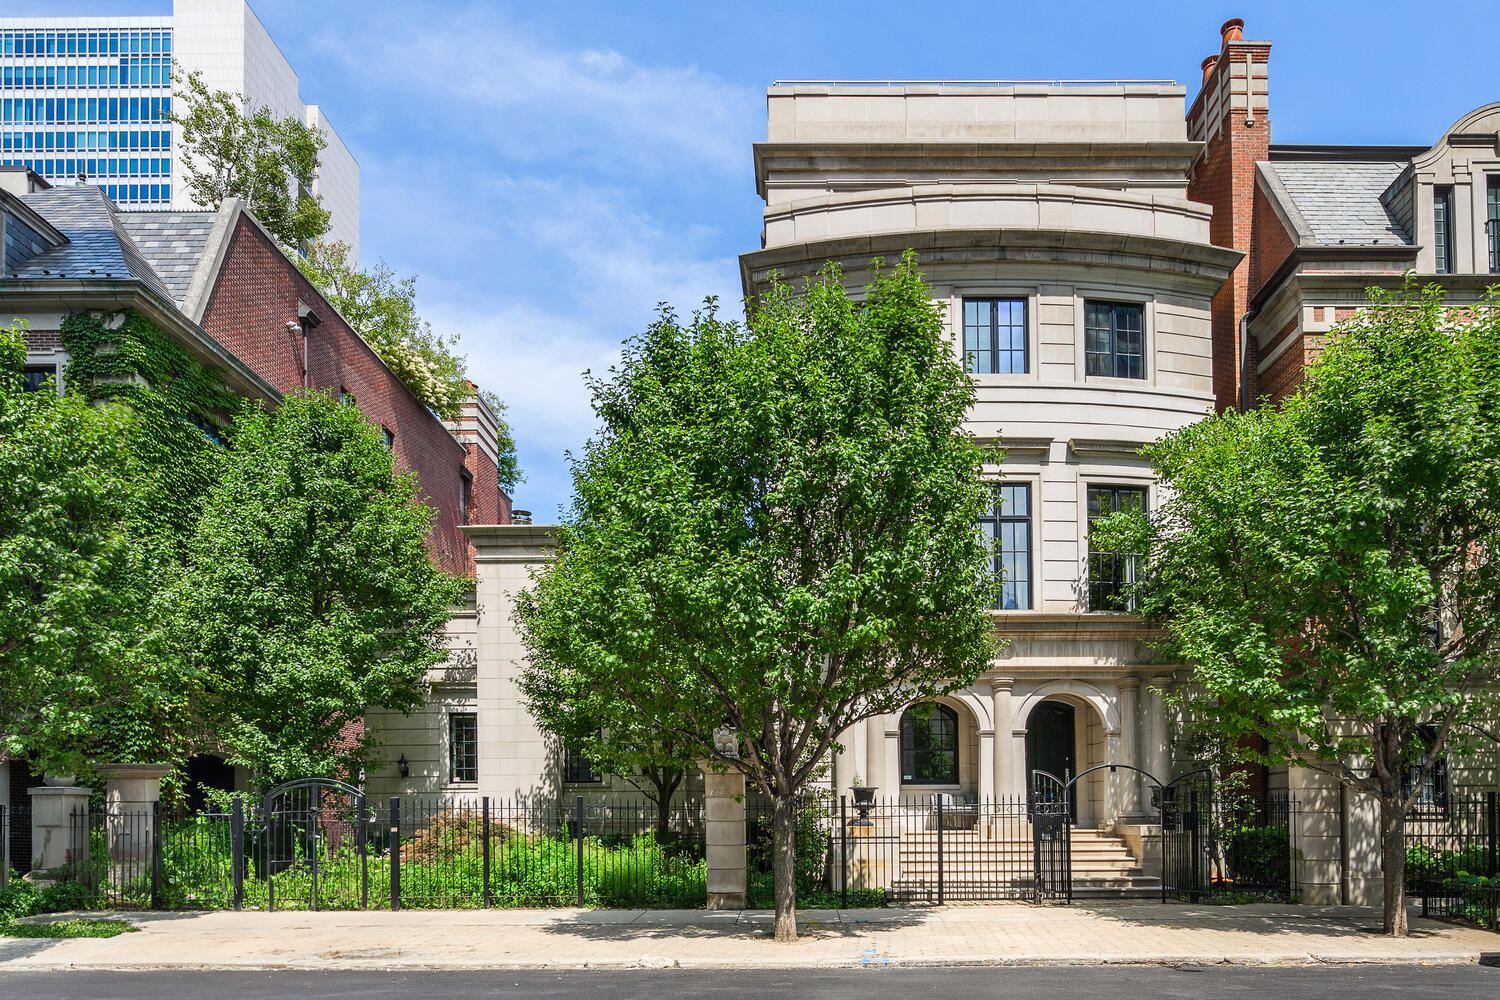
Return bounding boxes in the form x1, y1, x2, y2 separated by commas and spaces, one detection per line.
1187, 17, 1271, 412
444, 383, 512, 528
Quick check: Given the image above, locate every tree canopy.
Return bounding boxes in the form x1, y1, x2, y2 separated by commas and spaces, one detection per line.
166, 69, 330, 248
166, 390, 463, 786
1097, 280, 1500, 936
516, 255, 999, 940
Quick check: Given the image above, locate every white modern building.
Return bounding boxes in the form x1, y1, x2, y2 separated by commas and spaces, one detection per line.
0, 0, 359, 256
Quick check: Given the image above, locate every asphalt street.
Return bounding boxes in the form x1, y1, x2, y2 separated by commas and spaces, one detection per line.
2, 966, 1499, 999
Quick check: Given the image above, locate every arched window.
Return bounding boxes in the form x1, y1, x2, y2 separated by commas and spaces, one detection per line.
900, 703, 959, 785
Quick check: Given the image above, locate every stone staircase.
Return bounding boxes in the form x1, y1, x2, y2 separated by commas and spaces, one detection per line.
887, 827, 1160, 901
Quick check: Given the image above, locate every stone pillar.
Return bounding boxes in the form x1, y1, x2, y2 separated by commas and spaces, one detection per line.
865, 714, 886, 795
884, 717, 901, 800
463, 525, 558, 801
1287, 759, 1344, 905
832, 724, 854, 798
1143, 674, 1173, 800
977, 730, 995, 806
100, 763, 171, 864
992, 679, 1018, 799
1116, 676, 1142, 818
29, 784, 91, 874
701, 762, 747, 909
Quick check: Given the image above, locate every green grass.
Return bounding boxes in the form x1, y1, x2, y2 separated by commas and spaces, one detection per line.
2, 918, 137, 938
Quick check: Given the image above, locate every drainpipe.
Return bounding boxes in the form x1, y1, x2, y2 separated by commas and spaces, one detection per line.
1238, 308, 1258, 412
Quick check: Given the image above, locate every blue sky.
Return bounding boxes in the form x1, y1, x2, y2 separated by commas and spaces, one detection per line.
13, 1, 1500, 518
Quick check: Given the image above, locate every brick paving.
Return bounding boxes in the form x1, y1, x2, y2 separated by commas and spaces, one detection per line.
2, 903, 1498, 970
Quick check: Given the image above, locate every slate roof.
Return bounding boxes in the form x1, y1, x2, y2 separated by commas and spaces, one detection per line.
10, 186, 175, 301
117, 211, 217, 306
1261, 160, 1413, 247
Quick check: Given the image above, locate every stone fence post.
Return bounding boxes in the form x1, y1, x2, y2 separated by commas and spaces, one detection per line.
700, 760, 747, 909
28, 783, 91, 875
100, 764, 171, 864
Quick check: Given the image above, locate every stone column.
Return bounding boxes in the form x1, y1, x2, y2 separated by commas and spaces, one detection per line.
1116, 677, 1142, 818
991, 679, 1021, 799
700, 762, 747, 909
100, 763, 171, 864
832, 724, 854, 799
865, 714, 886, 796
884, 717, 902, 801
1143, 673, 1173, 799
29, 784, 91, 874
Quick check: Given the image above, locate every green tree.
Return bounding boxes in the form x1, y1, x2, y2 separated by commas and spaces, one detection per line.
167, 390, 463, 785
166, 69, 329, 248
1097, 281, 1500, 936
520, 657, 697, 843
516, 256, 998, 941
0, 321, 162, 775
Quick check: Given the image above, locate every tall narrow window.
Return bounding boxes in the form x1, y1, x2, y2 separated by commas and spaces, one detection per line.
1084, 302, 1145, 379
978, 483, 1032, 610
459, 472, 473, 522
448, 712, 478, 783
382, 427, 395, 450
963, 298, 1027, 374
1488, 177, 1500, 275
1087, 485, 1147, 611
900, 703, 959, 784
1434, 185, 1455, 275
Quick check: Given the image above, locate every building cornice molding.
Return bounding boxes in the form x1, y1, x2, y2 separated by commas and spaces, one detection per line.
740, 227, 1242, 299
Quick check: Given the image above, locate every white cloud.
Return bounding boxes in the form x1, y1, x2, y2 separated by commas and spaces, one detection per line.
313, 10, 760, 173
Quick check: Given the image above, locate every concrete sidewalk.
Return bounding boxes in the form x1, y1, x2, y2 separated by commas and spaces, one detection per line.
3, 903, 1498, 970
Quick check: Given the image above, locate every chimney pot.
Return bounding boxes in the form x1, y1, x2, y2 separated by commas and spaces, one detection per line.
1220, 18, 1244, 45
1200, 55, 1219, 84
512, 509, 532, 525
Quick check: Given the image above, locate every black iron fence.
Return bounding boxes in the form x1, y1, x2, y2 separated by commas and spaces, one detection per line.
53, 791, 705, 912
747, 794, 1075, 906
1163, 789, 1300, 902
1405, 791, 1499, 931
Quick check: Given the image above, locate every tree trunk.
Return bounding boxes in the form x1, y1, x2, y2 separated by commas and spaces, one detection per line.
655, 792, 673, 845
1379, 791, 1409, 937
772, 794, 798, 942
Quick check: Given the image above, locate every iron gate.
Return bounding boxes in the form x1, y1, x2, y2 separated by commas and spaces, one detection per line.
1160, 771, 1213, 902
262, 778, 369, 910
1031, 801, 1072, 901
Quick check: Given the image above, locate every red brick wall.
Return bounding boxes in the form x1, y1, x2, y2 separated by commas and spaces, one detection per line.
199, 215, 472, 575
1257, 317, 1303, 403
1251, 182, 1295, 298
1187, 47, 1272, 413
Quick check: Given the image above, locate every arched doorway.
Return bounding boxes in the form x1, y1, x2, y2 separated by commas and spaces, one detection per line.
1026, 701, 1076, 819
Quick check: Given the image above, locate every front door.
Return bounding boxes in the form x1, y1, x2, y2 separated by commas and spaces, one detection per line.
1026, 701, 1077, 821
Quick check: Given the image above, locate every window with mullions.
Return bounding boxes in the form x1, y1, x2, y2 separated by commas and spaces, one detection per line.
1087, 485, 1146, 611
21, 365, 55, 393
563, 740, 601, 783
1488, 177, 1499, 275
1402, 724, 1449, 816
963, 298, 1027, 374
449, 712, 478, 783
1434, 186, 1455, 275
900, 703, 959, 784
1084, 301, 1145, 379
978, 483, 1032, 610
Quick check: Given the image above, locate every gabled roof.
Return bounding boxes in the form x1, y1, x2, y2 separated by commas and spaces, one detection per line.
116, 211, 218, 307
1258, 160, 1413, 247
12, 186, 176, 299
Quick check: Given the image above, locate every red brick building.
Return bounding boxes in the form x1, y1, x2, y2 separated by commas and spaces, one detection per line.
1188, 18, 1500, 408
1, 169, 510, 574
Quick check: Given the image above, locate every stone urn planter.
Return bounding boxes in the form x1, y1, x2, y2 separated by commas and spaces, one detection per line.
42, 773, 76, 787
850, 785, 878, 826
